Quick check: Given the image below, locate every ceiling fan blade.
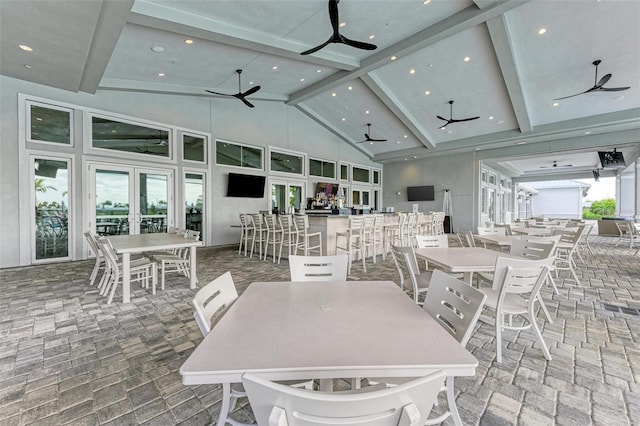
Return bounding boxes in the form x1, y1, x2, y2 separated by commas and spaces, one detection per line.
436, 115, 448, 122
438, 122, 450, 129
451, 116, 480, 123
595, 73, 612, 88
301, 38, 333, 55
368, 138, 387, 142
553, 90, 590, 101
238, 97, 255, 108
599, 86, 630, 92
340, 35, 377, 51
364, 133, 371, 140
205, 89, 233, 97
242, 85, 261, 96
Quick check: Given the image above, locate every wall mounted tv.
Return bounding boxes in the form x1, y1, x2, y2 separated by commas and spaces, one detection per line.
407, 185, 435, 201
598, 150, 626, 169
226, 173, 266, 198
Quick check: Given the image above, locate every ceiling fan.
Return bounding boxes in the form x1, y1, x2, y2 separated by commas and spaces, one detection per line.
437, 100, 479, 129
300, 0, 377, 55
205, 69, 261, 108
554, 59, 630, 100
539, 160, 573, 169
356, 123, 387, 143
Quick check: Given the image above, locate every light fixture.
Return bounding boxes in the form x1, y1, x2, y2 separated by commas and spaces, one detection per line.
489, 116, 494, 120
390, 56, 397, 61
552, 102, 559, 107
365, 110, 370, 114
585, 131, 592, 135
157, 72, 165, 77
424, 90, 430, 95
463, 56, 470, 62
368, 35, 375, 40
423, 0, 431, 4
249, 81, 254, 85
332, 92, 336, 97
514, 141, 527, 145
150, 46, 165, 53
18, 44, 33, 52
409, 69, 416, 74
339, 22, 346, 28
300, 78, 305, 82
538, 28, 547, 35
24, 64, 32, 69
404, 135, 408, 138
348, 86, 353, 91
317, 69, 322, 73
184, 39, 194, 44
272, 66, 278, 70
341, 118, 346, 121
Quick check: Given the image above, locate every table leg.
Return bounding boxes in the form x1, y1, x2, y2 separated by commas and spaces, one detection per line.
189, 246, 197, 289
122, 252, 131, 303
463, 272, 473, 284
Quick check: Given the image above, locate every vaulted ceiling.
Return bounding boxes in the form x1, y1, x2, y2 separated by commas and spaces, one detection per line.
1, 0, 639, 177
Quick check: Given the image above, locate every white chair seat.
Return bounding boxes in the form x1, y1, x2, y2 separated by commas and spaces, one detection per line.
479, 288, 528, 314
414, 271, 432, 290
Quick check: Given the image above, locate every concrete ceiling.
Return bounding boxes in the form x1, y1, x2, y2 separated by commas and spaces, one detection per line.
1, 0, 639, 177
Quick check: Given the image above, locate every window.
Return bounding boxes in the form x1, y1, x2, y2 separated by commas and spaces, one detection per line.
309, 158, 336, 179
372, 169, 381, 185
183, 133, 207, 163
481, 171, 487, 183
270, 149, 304, 176
185, 173, 204, 238
91, 115, 171, 158
216, 140, 263, 170
340, 163, 349, 181
352, 188, 371, 207
27, 101, 73, 145
488, 173, 497, 185
352, 166, 370, 183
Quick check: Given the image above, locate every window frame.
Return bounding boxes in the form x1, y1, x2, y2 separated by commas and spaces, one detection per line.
339, 162, 351, 181
352, 166, 371, 184
181, 131, 208, 164
269, 147, 306, 178
308, 157, 337, 180
26, 100, 74, 147
215, 139, 265, 171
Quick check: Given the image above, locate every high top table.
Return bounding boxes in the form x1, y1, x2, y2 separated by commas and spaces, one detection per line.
180, 280, 478, 426
415, 247, 522, 284
107, 233, 203, 303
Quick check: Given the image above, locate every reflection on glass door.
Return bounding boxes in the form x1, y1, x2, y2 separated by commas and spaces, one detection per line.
271, 180, 304, 214
33, 156, 70, 261
185, 173, 204, 237
89, 163, 172, 236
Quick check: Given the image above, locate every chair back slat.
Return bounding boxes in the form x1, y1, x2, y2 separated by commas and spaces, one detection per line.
289, 255, 348, 281
192, 271, 238, 336
414, 234, 448, 248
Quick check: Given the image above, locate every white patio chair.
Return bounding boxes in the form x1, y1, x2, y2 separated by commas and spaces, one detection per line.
97, 237, 156, 304
553, 225, 584, 285
263, 214, 284, 264
456, 230, 476, 248
414, 234, 448, 249
478, 256, 555, 363
369, 270, 486, 426
336, 215, 366, 275
84, 230, 104, 286
238, 213, 254, 256
154, 230, 200, 290
289, 255, 348, 281
364, 213, 386, 262
294, 215, 322, 256
242, 370, 446, 426
390, 245, 431, 305
279, 214, 299, 260
614, 221, 640, 250
250, 213, 268, 260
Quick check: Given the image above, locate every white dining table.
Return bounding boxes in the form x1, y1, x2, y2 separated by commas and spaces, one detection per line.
180, 280, 478, 426
475, 234, 521, 248
414, 247, 522, 284
107, 233, 203, 303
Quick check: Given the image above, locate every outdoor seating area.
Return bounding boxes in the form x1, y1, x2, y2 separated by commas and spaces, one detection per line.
1, 232, 639, 425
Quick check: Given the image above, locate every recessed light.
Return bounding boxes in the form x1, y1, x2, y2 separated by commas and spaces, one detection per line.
424, 90, 430, 95
365, 110, 370, 114
317, 69, 322, 73
369, 142, 374, 145
404, 135, 408, 138
489, 116, 494, 120
369, 35, 375, 40
413, 156, 417, 159
184, 39, 194, 44
339, 22, 346, 28
272, 66, 278, 70
348, 86, 353, 91
409, 69, 416, 74
341, 118, 346, 121
157, 72, 165, 77
390, 56, 397, 61
404, 158, 408, 161
332, 92, 336, 97
18, 44, 33, 52
552, 102, 559, 107
150, 46, 165, 53
24, 64, 32, 69
423, 0, 431, 4
585, 131, 592, 135
300, 78, 305, 82
538, 28, 547, 35
249, 81, 254, 85
463, 56, 471, 62
396, 141, 402, 144
514, 141, 527, 145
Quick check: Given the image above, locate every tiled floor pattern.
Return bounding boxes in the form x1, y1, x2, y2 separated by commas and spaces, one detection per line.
0, 236, 639, 425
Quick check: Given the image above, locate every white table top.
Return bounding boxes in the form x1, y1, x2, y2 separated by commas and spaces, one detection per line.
107, 233, 202, 253
475, 235, 520, 246
414, 247, 521, 273
180, 281, 477, 385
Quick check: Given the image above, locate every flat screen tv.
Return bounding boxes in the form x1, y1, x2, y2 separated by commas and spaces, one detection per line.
407, 185, 435, 202
598, 150, 626, 169
226, 173, 266, 198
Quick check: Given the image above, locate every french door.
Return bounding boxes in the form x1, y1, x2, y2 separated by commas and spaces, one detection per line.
88, 163, 174, 237
271, 179, 305, 214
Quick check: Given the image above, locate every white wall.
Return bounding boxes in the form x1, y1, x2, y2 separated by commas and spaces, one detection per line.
0, 76, 380, 268
531, 187, 582, 219
618, 161, 637, 219
382, 152, 476, 232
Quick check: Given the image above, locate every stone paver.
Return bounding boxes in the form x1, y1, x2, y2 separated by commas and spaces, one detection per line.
0, 236, 638, 424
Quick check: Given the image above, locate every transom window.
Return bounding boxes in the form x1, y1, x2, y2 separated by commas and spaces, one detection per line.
270, 149, 304, 176
216, 140, 263, 170
183, 133, 207, 163
91, 115, 171, 158
352, 166, 370, 183
27, 101, 73, 145
309, 158, 336, 179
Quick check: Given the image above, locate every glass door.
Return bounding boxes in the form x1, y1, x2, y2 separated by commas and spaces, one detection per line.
89, 163, 173, 236
32, 155, 71, 262
185, 172, 204, 238
271, 179, 305, 214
